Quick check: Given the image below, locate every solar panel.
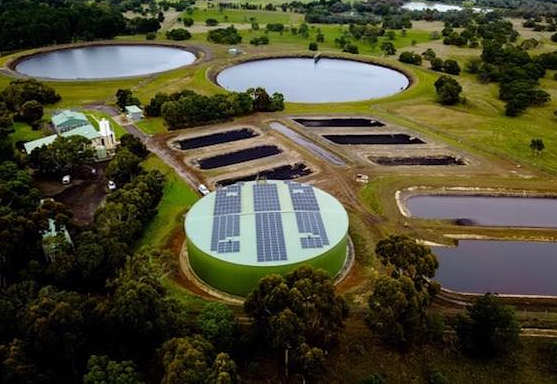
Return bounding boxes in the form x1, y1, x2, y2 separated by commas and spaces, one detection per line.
288, 183, 329, 249
210, 184, 243, 254
253, 183, 281, 212
256, 211, 287, 262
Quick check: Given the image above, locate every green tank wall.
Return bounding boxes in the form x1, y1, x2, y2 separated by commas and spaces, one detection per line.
186, 234, 348, 296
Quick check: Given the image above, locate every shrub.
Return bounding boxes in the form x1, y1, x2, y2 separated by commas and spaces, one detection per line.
399, 51, 422, 65
343, 44, 359, 54
443, 59, 461, 75
205, 18, 218, 26
207, 26, 242, 44
145, 32, 156, 40
429, 57, 444, 72
183, 17, 194, 27
308, 42, 318, 51
165, 28, 191, 41
249, 36, 269, 46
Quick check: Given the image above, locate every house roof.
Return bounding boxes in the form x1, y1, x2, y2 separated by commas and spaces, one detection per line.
23, 134, 58, 154
52, 110, 88, 127
62, 125, 101, 141
24, 125, 101, 154
125, 105, 142, 114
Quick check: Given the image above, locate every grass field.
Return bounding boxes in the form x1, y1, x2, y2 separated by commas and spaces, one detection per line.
185, 8, 303, 25
9, 122, 44, 145
138, 155, 199, 249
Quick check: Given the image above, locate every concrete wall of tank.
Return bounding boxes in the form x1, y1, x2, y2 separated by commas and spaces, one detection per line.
186, 234, 348, 296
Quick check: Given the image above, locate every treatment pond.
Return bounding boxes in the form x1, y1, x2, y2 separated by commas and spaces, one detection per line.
406, 195, 557, 228
15, 45, 197, 80
433, 240, 557, 296
217, 58, 409, 103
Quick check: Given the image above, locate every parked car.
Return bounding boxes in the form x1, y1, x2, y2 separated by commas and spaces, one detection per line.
61, 175, 71, 185
197, 184, 210, 196
107, 180, 117, 191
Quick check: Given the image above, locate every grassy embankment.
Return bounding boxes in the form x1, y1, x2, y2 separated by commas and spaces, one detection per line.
138, 155, 206, 308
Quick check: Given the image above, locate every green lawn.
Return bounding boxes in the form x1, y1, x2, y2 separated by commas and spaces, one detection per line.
135, 117, 168, 135
84, 110, 127, 139
137, 155, 199, 249
9, 122, 45, 144
186, 8, 302, 25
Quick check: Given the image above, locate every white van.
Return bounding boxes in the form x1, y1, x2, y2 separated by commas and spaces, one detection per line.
197, 184, 210, 196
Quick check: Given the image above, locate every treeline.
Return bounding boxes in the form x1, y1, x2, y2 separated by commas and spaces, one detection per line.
143, 87, 284, 129
0, 1, 127, 51
0, 80, 60, 139
473, 42, 556, 115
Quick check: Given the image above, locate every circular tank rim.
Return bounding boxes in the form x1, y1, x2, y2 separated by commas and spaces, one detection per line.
208, 52, 414, 104
6, 41, 207, 82
184, 180, 350, 267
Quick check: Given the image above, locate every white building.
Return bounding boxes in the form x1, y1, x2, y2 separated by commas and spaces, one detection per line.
125, 105, 143, 121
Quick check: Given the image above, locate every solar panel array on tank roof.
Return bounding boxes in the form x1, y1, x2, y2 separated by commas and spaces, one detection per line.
288, 183, 329, 249
254, 183, 287, 262
210, 184, 242, 254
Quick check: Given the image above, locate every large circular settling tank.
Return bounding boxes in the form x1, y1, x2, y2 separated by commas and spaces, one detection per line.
217, 57, 409, 103
15, 45, 196, 80
185, 180, 349, 296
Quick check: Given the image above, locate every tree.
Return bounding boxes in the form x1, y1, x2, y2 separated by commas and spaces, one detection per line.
207, 26, 242, 44
197, 302, 237, 352
308, 42, 318, 51
368, 275, 431, 348
83, 355, 144, 384
29, 135, 95, 176
207, 353, 238, 384
434, 75, 462, 105
206, 18, 219, 26
183, 17, 194, 27
422, 48, 436, 60
115, 89, 140, 111
530, 138, 545, 155
19, 100, 43, 125
159, 336, 218, 384
443, 59, 461, 75
380, 42, 396, 56
120, 134, 148, 159
375, 235, 439, 293
399, 52, 422, 65
456, 293, 520, 358
244, 266, 348, 352
464, 57, 483, 74
106, 148, 142, 185
386, 30, 396, 40
165, 28, 191, 41
429, 57, 444, 72
343, 44, 359, 54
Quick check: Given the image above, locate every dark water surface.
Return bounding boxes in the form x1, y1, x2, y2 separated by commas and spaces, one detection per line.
198, 145, 282, 169
16, 45, 196, 79
407, 195, 557, 227
433, 240, 557, 295
217, 58, 409, 103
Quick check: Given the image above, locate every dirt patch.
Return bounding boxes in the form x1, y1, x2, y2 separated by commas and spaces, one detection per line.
370, 155, 465, 166
216, 163, 312, 186
294, 118, 385, 127
196, 145, 283, 169
323, 134, 425, 145
36, 162, 109, 223
174, 128, 258, 150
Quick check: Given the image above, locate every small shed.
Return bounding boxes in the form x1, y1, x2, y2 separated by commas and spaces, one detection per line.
125, 105, 143, 121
